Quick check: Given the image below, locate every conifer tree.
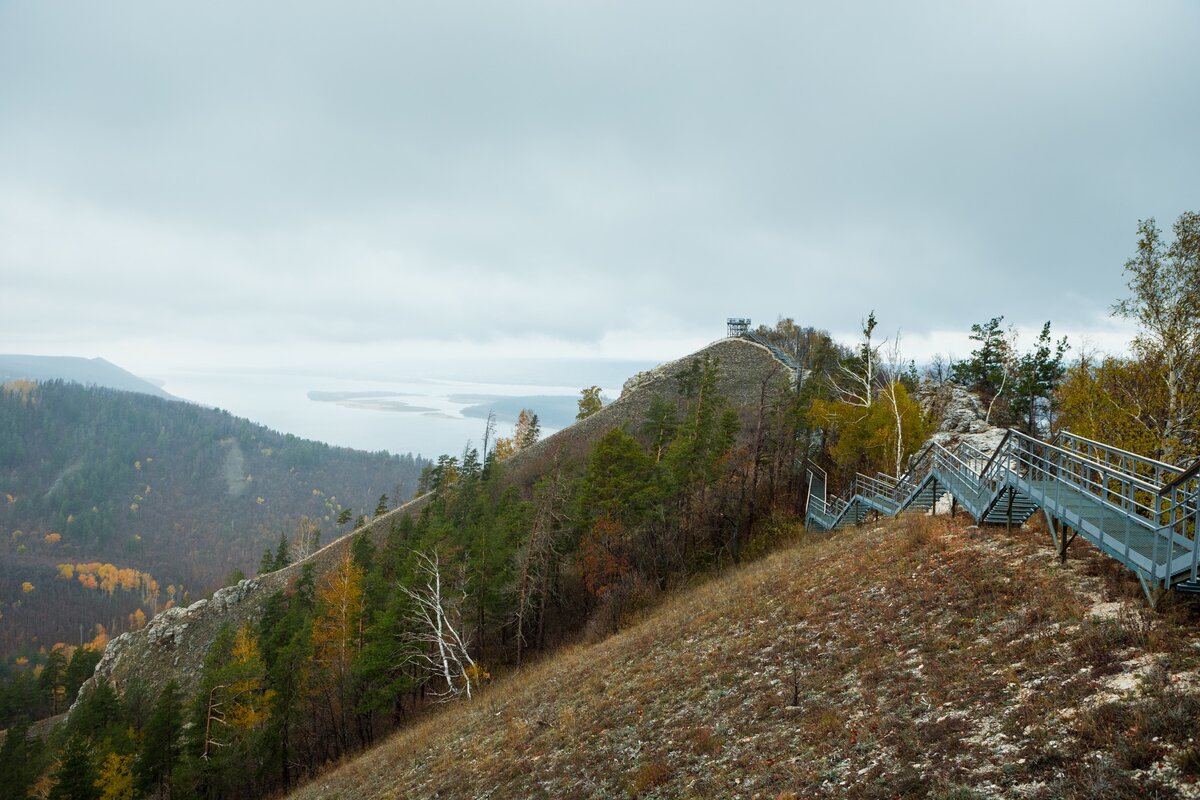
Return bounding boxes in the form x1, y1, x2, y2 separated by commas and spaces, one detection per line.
272, 531, 291, 571
576, 386, 603, 419
134, 680, 182, 799
50, 734, 100, 800
0, 717, 39, 798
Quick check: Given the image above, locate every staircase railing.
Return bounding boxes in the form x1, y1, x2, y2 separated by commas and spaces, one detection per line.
1159, 459, 1200, 581
804, 422, 1200, 603
1054, 430, 1186, 489
743, 332, 802, 372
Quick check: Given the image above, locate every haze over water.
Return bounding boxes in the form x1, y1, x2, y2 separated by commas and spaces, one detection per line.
152, 356, 649, 460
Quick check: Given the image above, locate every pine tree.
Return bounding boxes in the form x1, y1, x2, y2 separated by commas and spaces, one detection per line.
50, 734, 100, 800
0, 717, 39, 798
272, 531, 291, 570
576, 386, 603, 419
1010, 321, 1069, 436
134, 680, 182, 799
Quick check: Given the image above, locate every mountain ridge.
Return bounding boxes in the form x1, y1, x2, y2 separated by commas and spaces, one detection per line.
0, 354, 177, 401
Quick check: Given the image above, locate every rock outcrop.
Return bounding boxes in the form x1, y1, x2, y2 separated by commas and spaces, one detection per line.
921, 383, 1007, 457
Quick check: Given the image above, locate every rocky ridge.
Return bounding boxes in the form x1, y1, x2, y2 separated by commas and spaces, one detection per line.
74, 337, 797, 707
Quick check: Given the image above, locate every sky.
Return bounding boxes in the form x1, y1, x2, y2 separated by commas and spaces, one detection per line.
2, 1, 1197, 440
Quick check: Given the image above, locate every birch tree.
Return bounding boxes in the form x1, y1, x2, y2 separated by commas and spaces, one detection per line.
400, 551, 483, 700
1114, 212, 1200, 460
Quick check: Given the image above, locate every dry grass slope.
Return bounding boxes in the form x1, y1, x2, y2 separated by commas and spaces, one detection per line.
290, 515, 1200, 800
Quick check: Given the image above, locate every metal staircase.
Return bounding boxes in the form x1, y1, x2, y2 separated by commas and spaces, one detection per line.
805, 428, 1200, 605
742, 332, 802, 372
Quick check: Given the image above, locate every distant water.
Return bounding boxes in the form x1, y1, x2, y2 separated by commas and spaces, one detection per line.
154, 358, 651, 459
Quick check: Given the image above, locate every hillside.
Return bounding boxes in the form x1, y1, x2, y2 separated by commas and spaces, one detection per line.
290, 514, 1200, 800
75, 335, 801, 753
0, 380, 427, 664
0, 354, 176, 400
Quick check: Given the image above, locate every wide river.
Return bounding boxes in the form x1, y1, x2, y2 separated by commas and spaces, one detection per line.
153, 357, 653, 460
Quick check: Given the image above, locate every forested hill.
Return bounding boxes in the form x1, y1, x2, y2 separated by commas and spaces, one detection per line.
0, 380, 427, 661
0, 354, 176, 400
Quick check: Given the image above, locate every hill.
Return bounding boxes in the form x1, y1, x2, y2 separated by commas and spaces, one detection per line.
27, 335, 806, 799
0, 354, 176, 400
78, 336, 799, 705
0, 380, 427, 668
290, 514, 1200, 800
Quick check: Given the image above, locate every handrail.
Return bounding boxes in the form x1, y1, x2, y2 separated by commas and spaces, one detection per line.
1001, 429, 1164, 496
1056, 429, 1185, 485
802, 418, 1200, 604
1159, 458, 1200, 497
977, 429, 1017, 481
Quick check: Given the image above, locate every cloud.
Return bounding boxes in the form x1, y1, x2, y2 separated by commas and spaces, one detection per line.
1, 0, 1196, 379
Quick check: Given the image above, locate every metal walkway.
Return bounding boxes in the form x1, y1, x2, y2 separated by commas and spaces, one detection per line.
805, 428, 1200, 605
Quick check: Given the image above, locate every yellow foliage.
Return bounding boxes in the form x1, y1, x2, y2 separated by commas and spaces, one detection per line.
96, 752, 135, 800
21, 581, 34, 593
57, 563, 74, 580
231, 622, 260, 663
43, 532, 61, 543
256, 496, 265, 505
89, 624, 108, 651
464, 662, 491, 688
810, 381, 928, 477
312, 552, 365, 676
31, 774, 53, 799
133, 460, 141, 471
1056, 356, 1164, 459
493, 437, 516, 461
2, 379, 37, 405
227, 623, 273, 729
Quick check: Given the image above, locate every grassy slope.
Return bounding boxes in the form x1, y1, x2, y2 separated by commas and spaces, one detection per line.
290, 514, 1200, 800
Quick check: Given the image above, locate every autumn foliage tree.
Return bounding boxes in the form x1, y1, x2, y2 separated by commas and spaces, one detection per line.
1112, 211, 1200, 461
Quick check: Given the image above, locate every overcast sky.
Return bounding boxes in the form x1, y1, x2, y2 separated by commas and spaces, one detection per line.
2, 1, 1197, 382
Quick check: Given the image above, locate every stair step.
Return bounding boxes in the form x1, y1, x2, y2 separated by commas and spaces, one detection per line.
1174, 579, 1200, 594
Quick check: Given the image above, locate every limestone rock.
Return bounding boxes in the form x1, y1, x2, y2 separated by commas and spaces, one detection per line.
921, 383, 1006, 459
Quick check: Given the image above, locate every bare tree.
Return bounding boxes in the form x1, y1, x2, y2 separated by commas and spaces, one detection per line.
513, 466, 567, 664
291, 516, 321, 561
924, 353, 952, 386
829, 311, 882, 409
880, 335, 910, 477
481, 411, 496, 464
400, 551, 480, 701
984, 327, 1018, 426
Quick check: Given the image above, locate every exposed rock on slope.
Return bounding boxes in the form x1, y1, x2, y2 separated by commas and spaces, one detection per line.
921, 382, 1007, 456
77, 337, 796, 706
